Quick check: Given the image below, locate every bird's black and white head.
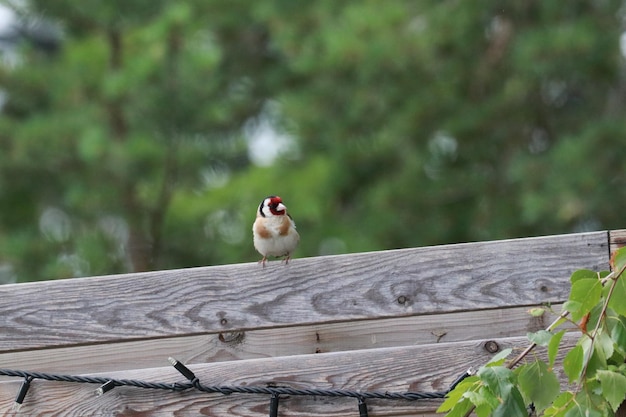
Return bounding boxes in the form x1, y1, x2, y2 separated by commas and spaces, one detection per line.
258, 195, 287, 217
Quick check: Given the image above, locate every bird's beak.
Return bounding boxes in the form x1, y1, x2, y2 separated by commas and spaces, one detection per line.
277, 203, 286, 212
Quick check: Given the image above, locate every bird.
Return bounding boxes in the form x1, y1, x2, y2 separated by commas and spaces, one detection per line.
253, 195, 300, 267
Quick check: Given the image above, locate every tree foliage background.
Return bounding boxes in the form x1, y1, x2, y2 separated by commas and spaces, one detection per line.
0, 0, 625, 283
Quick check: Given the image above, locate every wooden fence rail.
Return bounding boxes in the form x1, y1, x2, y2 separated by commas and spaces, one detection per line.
0, 229, 623, 416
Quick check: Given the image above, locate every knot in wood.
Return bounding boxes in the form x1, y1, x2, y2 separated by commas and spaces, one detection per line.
218, 331, 245, 345
483, 340, 500, 353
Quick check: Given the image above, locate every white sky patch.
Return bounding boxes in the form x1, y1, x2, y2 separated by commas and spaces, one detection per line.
39, 206, 72, 242
245, 101, 298, 167
200, 162, 230, 189
0, 5, 15, 30
245, 117, 295, 167
0, 263, 16, 284
0, 4, 18, 67
621, 31, 626, 59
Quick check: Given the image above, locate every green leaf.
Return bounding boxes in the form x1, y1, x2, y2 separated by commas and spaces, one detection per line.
528, 329, 554, 346
566, 278, 603, 321
597, 370, 626, 411
485, 348, 513, 366
548, 330, 566, 368
437, 376, 479, 413
608, 271, 626, 317
492, 386, 528, 417
563, 300, 583, 317
608, 249, 626, 317
544, 391, 575, 417
516, 360, 560, 412
586, 303, 605, 334
474, 403, 493, 417
564, 345, 584, 383
570, 269, 601, 283
595, 329, 615, 363
564, 391, 605, 417
439, 396, 474, 417
528, 307, 546, 317
478, 366, 515, 399
551, 314, 570, 330
563, 402, 603, 417
607, 311, 626, 356
581, 335, 608, 379
463, 387, 499, 417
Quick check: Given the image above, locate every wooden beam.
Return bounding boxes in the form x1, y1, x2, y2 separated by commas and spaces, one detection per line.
610, 229, 626, 256
0, 304, 569, 375
0, 231, 608, 352
0, 334, 579, 417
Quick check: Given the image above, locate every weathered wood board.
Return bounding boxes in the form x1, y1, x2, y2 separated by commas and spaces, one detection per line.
0, 304, 567, 375
610, 228, 626, 255
0, 230, 621, 416
0, 231, 609, 352
0, 334, 579, 417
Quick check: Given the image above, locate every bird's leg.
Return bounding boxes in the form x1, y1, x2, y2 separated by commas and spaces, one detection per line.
282, 254, 291, 265
258, 256, 267, 267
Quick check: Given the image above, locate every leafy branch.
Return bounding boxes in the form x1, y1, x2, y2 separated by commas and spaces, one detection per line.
438, 247, 626, 417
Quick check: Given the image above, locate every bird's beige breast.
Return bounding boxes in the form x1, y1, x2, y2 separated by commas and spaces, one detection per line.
277, 216, 292, 236
252, 215, 299, 257
253, 218, 273, 238
254, 215, 293, 237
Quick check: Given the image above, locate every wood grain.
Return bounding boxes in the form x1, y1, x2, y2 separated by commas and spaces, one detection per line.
0, 304, 569, 375
610, 229, 626, 257
0, 334, 579, 417
0, 231, 608, 352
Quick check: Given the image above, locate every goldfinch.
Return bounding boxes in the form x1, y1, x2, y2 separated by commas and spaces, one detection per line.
253, 196, 299, 267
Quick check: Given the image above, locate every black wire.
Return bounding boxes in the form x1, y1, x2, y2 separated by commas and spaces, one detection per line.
0, 367, 471, 402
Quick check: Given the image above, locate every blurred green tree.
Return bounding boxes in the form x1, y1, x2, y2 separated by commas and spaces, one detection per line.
0, 1, 624, 282
260, 0, 626, 249
0, 1, 282, 280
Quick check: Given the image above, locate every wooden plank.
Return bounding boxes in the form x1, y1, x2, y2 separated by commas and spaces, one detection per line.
610, 229, 626, 256
0, 334, 579, 417
0, 231, 608, 352
0, 305, 569, 376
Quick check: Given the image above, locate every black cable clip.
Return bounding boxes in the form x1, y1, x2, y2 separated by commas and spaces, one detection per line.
95, 380, 117, 396
168, 356, 204, 392
447, 367, 475, 392
269, 393, 280, 417
358, 396, 368, 417
168, 357, 196, 382
13, 376, 33, 411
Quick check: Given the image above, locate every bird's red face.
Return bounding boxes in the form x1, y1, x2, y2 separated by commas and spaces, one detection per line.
267, 196, 285, 216
258, 195, 287, 218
